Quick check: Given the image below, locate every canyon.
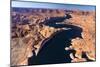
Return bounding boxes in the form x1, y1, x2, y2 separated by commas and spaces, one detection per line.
11, 8, 96, 66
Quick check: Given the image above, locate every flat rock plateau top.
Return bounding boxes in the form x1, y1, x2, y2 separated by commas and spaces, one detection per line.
11, 8, 96, 66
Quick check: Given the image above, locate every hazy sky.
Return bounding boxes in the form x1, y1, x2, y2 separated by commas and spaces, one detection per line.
12, 1, 95, 11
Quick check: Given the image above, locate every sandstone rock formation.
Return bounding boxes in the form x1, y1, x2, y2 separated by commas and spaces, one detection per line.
11, 8, 96, 66
64, 11, 95, 61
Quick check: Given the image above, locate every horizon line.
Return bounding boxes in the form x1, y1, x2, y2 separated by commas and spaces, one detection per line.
12, 1, 96, 11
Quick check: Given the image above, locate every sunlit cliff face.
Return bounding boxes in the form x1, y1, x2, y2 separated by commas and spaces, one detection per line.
64, 11, 95, 62
11, 8, 95, 66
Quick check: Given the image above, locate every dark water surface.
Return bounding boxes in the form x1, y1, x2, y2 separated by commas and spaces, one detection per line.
28, 16, 83, 65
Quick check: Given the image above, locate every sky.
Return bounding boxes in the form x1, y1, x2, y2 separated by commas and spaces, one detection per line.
12, 1, 96, 11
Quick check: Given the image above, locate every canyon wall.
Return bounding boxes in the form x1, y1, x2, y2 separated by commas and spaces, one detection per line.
11, 8, 96, 66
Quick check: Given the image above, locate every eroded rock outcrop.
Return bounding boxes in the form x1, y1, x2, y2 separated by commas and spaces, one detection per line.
65, 10, 95, 62
11, 8, 95, 66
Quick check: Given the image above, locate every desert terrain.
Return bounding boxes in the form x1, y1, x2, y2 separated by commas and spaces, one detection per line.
11, 8, 96, 66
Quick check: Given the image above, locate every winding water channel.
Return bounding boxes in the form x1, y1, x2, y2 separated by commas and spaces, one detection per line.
28, 15, 83, 65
